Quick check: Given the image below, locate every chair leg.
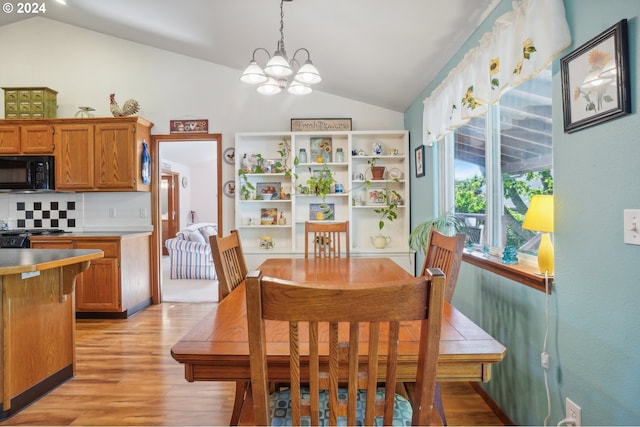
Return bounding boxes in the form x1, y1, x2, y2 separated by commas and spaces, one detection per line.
403, 381, 447, 426
229, 380, 249, 426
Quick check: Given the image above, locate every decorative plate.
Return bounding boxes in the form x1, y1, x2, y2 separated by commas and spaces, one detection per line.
223, 180, 236, 197
223, 147, 235, 164
387, 168, 403, 180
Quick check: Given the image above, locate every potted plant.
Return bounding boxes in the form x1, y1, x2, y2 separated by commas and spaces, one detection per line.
368, 157, 386, 180
408, 209, 464, 253
238, 168, 255, 200
304, 163, 335, 202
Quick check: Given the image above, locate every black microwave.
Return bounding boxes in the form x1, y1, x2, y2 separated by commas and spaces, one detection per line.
0, 156, 55, 191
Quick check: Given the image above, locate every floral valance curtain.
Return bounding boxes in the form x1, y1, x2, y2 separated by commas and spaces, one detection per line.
423, 0, 571, 144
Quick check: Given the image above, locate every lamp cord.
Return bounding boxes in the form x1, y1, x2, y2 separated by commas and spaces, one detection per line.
543, 270, 551, 426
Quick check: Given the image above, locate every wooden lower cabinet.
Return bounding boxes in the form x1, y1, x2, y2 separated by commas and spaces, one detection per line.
29, 232, 152, 318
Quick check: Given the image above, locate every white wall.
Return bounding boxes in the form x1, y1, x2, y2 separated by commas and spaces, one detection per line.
0, 17, 403, 233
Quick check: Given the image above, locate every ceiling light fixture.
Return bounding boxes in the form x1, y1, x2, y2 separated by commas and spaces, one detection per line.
240, 0, 321, 96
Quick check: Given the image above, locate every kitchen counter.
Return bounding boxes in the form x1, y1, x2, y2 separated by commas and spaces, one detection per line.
0, 248, 103, 420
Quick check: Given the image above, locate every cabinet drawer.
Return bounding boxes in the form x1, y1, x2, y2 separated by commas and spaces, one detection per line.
75, 241, 119, 257
18, 90, 31, 102
4, 90, 18, 102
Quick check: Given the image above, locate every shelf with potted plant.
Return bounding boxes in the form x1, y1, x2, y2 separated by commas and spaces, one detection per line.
235, 130, 410, 271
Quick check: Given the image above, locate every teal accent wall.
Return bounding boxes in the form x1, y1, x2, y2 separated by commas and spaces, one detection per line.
405, 1, 640, 425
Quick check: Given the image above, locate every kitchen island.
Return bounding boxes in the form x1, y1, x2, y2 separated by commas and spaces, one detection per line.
0, 248, 103, 420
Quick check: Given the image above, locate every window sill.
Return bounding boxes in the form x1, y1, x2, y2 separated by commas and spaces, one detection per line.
462, 250, 553, 294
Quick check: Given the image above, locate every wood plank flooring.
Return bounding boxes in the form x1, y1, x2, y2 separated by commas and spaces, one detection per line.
0, 302, 505, 426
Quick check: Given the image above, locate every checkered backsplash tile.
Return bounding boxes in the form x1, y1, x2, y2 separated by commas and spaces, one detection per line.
16, 201, 76, 229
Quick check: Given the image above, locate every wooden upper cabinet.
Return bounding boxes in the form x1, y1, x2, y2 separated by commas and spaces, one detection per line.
0, 126, 20, 154
94, 123, 137, 190
21, 124, 54, 153
0, 117, 154, 192
54, 123, 95, 190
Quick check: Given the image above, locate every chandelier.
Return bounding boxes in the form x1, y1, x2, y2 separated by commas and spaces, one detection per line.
240, 0, 321, 95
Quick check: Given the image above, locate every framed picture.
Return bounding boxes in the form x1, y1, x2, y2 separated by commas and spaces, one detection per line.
414, 145, 425, 178
561, 19, 630, 133
291, 118, 352, 132
309, 203, 335, 221
170, 119, 209, 134
310, 137, 332, 162
260, 208, 278, 225
256, 182, 281, 199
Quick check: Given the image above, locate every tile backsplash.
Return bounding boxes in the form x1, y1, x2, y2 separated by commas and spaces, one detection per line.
0, 192, 152, 231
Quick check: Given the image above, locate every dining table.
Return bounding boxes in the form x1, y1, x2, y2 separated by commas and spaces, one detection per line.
171, 257, 506, 385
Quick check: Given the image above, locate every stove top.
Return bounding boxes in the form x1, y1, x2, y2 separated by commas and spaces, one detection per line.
0, 229, 67, 248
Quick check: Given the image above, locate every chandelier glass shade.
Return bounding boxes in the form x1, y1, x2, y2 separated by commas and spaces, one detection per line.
240, 0, 321, 95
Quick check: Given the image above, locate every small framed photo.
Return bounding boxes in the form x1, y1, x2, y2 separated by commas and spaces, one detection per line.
310, 137, 332, 162
170, 119, 209, 134
309, 203, 335, 221
414, 145, 425, 178
561, 19, 630, 133
260, 208, 278, 225
256, 182, 281, 199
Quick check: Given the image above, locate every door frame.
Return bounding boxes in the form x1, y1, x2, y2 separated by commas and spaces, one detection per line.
150, 133, 222, 304
161, 169, 180, 256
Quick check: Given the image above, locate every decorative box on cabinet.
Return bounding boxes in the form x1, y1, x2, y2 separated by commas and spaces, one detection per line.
3, 87, 58, 119
234, 130, 413, 273
29, 232, 152, 318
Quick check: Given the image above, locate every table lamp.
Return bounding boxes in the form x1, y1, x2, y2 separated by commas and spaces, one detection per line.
522, 195, 554, 275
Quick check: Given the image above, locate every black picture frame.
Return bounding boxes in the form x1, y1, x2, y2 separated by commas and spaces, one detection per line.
561, 19, 630, 133
414, 145, 425, 178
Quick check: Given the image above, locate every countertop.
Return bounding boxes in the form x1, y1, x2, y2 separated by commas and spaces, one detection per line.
0, 248, 104, 276
29, 231, 152, 239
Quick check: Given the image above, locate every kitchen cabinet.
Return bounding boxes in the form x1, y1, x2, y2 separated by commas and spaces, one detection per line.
29, 232, 152, 318
0, 124, 54, 154
0, 116, 153, 191
234, 130, 413, 272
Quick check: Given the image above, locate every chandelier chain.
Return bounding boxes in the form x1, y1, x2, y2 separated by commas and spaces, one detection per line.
278, 0, 286, 51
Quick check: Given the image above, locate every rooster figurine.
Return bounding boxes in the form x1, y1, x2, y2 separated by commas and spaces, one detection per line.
109, 93, 140, 117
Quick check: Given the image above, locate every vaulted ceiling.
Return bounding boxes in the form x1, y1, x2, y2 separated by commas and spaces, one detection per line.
0, 0, 502, 112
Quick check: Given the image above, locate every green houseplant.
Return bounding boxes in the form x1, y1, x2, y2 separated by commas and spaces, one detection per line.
409, 209, 464, 253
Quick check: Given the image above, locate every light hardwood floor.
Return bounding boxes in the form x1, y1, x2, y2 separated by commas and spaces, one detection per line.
0, 302, 505, 426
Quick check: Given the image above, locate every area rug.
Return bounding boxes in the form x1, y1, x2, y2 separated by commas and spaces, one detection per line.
161, 256, 218, 303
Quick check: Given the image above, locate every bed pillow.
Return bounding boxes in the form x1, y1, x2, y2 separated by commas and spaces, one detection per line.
186, 230, 206, 244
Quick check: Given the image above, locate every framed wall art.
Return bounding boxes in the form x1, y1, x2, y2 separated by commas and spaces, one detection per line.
414, 145, 425, 178
170, 119, 209, 134
291, 118, 352, 132
561, 19, 630, 133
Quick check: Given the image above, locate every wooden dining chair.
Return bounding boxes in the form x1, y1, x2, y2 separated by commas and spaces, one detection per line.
209, 229, 249, 425
304, 221, 350, 258
210, 229, 248, 302
420, 228, 466, 303
241, 268, 446, 426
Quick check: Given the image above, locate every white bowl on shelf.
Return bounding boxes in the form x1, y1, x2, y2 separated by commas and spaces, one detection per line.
260, 193, 274, 200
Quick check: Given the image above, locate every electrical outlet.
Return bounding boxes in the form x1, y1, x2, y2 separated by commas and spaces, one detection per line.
139, 208, 147, 218
109, 208, 117, 218
566, 398, 581, 426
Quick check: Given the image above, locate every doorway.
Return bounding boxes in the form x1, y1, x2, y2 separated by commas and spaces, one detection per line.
150, 133, 222, 304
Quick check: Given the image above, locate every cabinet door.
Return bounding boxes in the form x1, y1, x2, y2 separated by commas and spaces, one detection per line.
75, 257, 120, 312
54, 124, 95, 190
94, 123, 136, 190
0, 126, 21, 154
21, 125, 54, 153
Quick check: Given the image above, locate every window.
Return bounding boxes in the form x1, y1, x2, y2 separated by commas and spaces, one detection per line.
446, 65, 553, 254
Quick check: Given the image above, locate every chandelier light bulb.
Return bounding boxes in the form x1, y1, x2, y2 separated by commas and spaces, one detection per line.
288, 80, 312, 95
240, 60, 268, 84
294, 60, 322, 85
257, 77, 283, 95
264, 51, 293, 77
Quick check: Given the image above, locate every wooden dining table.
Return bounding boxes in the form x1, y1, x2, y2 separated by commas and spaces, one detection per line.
171, 257, 506, 385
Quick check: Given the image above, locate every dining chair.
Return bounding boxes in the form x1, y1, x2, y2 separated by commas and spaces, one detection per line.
420, 228, 466, 303
401, 228, 466, 425
241, 268, 446, 426
304, 221, 350, 258
209, 229, 249, 425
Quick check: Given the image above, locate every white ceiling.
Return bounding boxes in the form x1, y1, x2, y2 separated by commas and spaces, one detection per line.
0, 0, 501, 112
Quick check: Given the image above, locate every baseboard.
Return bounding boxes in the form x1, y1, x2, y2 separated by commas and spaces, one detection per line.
470, 382, 515, 426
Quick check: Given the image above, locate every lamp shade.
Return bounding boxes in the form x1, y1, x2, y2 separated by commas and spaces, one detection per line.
522, 195, 554, 233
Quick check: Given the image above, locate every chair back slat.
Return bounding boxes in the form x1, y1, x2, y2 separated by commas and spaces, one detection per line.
245, 269, 446, 426
421, 228, 466, 302
210, 230, 248, 300
305, 221, 350, 258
